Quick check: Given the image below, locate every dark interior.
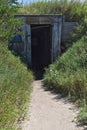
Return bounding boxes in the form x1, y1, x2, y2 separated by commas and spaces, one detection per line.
31, 24, 52, 70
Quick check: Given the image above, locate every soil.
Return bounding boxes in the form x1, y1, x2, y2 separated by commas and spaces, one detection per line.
22, 80, 84, 130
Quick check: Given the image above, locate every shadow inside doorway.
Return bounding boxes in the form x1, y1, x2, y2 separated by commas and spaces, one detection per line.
31, 24, 52, 71
32, 68, 45, 80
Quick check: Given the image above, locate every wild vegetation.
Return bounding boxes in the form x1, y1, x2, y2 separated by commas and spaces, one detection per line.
44, 36, 87, 124
44, 37, 87, 98
0, 0, 21, 41
0, 44, 33, 130
0, 0, 33, 129
19, 0, 86, 23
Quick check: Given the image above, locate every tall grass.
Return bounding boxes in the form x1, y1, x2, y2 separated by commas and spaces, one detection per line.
44, 37, 87, 123
19, 0, 86, 21
44, 37, 87, 98
0, 43, 34, 130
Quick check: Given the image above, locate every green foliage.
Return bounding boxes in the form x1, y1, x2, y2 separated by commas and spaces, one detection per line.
0, 1, 34, 129
44, 37, 87, 98
78, 106, 87, 124
73, 1, 87, 40
0, 43, 34, 130
0, 0, 21, 41
18, 0, 86, 21
44, 37, 87, 122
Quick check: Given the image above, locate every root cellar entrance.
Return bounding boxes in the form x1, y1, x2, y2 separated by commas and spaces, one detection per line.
31, 24, 52, 70
15, 15, 63, 70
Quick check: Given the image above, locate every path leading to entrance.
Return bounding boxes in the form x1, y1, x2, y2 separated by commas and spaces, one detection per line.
22, 80, 84, 130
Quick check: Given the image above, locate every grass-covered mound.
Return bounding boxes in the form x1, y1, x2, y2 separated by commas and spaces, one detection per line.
44, 37, 87, 99
0, 44, 33, 130
19, 0, 87, 21
44, 37, 87, 123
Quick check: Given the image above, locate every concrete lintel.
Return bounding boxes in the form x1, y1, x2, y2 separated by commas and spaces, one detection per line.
15, 14, 63, 18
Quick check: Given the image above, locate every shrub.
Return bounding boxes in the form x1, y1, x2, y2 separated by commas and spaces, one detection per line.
0, 0, 21, 41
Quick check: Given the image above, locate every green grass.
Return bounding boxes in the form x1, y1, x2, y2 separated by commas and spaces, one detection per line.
0, 43, 34, 130
78, 105, 87, 124
18, 0, 87, 21
44, 37, 87, 98
44, 37, 87, 123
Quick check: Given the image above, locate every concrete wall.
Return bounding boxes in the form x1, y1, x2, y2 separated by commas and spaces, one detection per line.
14, 15, 78, 67
62, 22, 78, 42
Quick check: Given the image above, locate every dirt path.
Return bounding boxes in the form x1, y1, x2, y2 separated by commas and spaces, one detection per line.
22, 80, 84, 130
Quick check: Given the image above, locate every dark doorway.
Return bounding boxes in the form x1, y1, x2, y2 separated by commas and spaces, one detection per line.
31, 24, 52, 70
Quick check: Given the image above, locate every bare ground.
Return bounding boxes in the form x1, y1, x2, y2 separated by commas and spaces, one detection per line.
22, 80, 85, 130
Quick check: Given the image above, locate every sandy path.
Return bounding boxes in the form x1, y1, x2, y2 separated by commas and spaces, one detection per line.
22, 80, 84, 130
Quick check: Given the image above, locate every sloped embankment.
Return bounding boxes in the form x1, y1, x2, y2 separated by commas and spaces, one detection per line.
0, 44, 33, 130
44, 37, 87, 99
44, 37, 87, 123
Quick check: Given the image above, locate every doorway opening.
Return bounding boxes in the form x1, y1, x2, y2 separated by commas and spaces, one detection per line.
31, 24, 52, 71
